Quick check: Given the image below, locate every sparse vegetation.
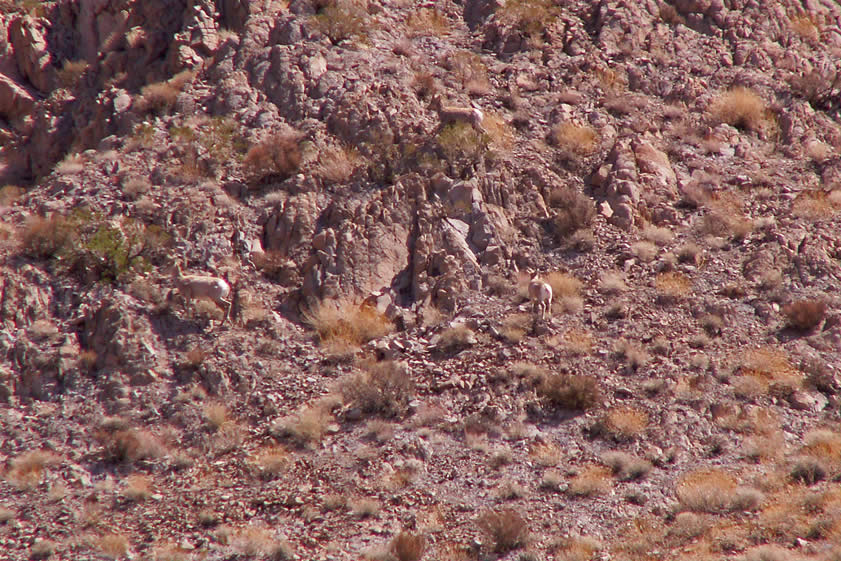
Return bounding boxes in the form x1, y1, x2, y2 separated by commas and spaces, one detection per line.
305, 299, 394, 350
709, 87, 773, 133
783, 298, 827, 331
243, 132, 302, 183
592, 407, 648, 441
311, 0, 369, 44
477, 508, 529, 553
340, 360, 415, 418
552, 122, 599, 157
538, 373, 602, 411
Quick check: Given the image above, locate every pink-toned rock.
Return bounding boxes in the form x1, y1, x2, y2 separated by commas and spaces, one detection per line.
8, 16, 52, 92
0, 73, 35, 121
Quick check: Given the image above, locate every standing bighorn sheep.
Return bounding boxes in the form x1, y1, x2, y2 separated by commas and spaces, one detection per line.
170, 262, 232, 326
431, 95, 486, 133
528, 273, 553, 321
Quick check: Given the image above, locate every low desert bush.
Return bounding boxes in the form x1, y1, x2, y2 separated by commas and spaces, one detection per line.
406, 7, 449, 36
552, 122, 599, 156
388, 531, 426, 561
311, 0, 369, 44
568, 465, 612, 497
601, 451, 653, 481
545, 186, 595, 239
731, 347, 803, 399
435, 325, 476, 354
98, 533, 129, 559
655, 271, 692, 303
6, 450, 58, 490
783, 298, 827, 331
305, 299, 393, 349
100, 428, 164, 463
340, 360, 415, 418
57, 59, 89, 89
592, 407, 648, 441
477, 508, 529, 553
123, 474, 153, 502
538, 373, 602, 411
243, 133, 302, 183
676, 469, 764, 513
708, 87, 772, 133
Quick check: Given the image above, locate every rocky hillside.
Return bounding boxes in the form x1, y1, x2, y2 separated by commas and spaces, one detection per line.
2, 0, 841, 559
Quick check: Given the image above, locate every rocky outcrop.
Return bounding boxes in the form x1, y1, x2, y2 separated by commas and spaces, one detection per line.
8, 16, 52, 93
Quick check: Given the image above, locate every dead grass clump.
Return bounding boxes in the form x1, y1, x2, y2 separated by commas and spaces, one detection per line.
0, 184, 24, 206
311, 0, 369, 44
121, 176, 151, 199
630, 240, 657, 262
388, 531, 426, 561
782, 298, 827, 331
731, 347, 803, 399
204, 402, 230, 430
500, 313, 531, 344
252, 446, 290, 479
709, 87, 771, 132
790, 456, 827, 485
538, 373, 602, 411
790, 14, 820, 41
549, 535, 602, 561
642, 225, 675, 246
6, 451, 58, 490
613, 339, 649, 370
699, 197, 755, 240
435, 325, 476, 354
98, 533, 129, 559
477, 508, 529, 553
600, 451, 653, 481
599, 271, 627, 295
677, 469, 764, 513
233, 527, 293, 559
243, 133, 302, 183
350, 498, 381, 518
101, 429, 164, 463
546, 185, 595, 239
545, 271, 583, 313
315, 143, 363, 184
553, 122, 600, 156
57, 59, 89, 89
138, 81, 179, 114
341, 360, 415, 418
20, 214, 76, 259
305, 299, 393, 350
560, 328, 594, 356
792, 190, 840, 219
568, 465, 612, 497
593, 407, 648, 441
123, 474, 153, 501
406, 7, 450, 36
273, 403, 333, 446
529, 440, 561, 467
655, 271, 692, 304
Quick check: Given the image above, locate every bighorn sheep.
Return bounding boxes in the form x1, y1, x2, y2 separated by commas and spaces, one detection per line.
528, 272, 553, 321
170, 262, 232, 326
431, 95, 486, 133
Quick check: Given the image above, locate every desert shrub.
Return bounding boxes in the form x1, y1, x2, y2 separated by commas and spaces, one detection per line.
676, 469, 764, 513
341, 360, 415, 418
388, 532, 426, 561
655, 271, 692, 303
435, 325, 476, 354
312, 0, 368, 44
305, 299, 393, 349
552, 122, 599, 156
243, 133, 302, 183
496, 0, 560, 42
123, 474, 153, 501
708, 87, 772, 133
792, 190, 840, 219
592, 407, 648, 441
601, 451, 653, 481
731, 347, 803, 398
99, 534, 129, 559
100, 428, 164, 463
568, 465, 612, 497
6, 451, 58, 490
477, 508, 529, 553
406, 8, 449, 36
20, 214, 76, 259
783, 299, 827, 331
21, 211, 168, 283
436, 122, 488, 166
315, 143, 363, 184
538, 373, 602, 411
545, 185, 595, 239
57, 59, 89, 89
139, 81, 179, 114
0, 184, 24, 206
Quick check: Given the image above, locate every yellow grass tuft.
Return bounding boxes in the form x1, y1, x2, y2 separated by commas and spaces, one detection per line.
305, 299, 394, 350
709, 87, 772, 132
552, 122, 600, 156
